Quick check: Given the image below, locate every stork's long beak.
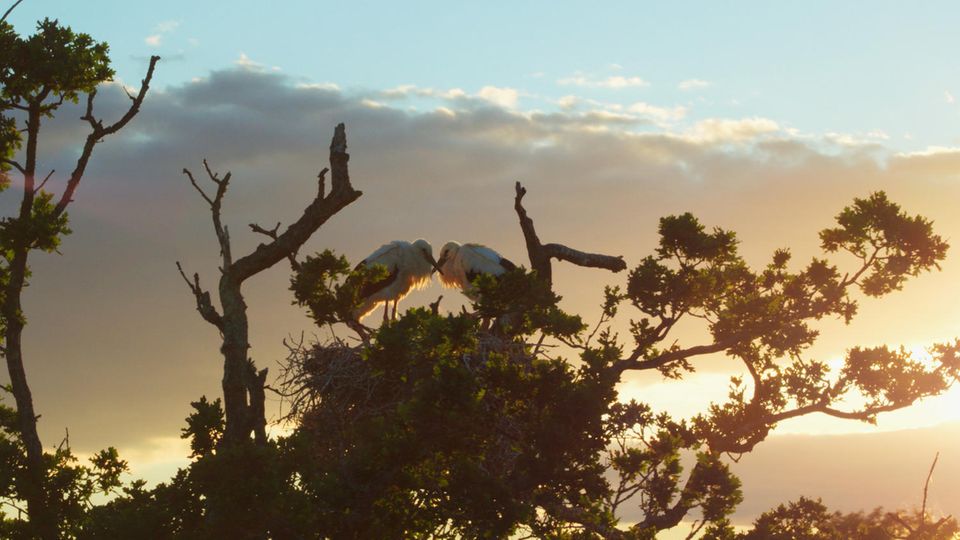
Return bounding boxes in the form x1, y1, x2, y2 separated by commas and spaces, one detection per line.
426, 252, 444, 275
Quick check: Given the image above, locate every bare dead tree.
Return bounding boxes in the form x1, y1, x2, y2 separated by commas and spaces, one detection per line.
177, 123, 361, 447
513, 181, 626, 286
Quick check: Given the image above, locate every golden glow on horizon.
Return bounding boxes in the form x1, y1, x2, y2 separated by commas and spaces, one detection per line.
617, 341, 960, 437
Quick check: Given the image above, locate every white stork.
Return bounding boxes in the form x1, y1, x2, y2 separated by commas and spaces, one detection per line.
436, 241, 517, 298
353, 239, 443, 322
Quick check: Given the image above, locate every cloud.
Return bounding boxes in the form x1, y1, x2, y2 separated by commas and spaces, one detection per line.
627, 102, 687, 123
556, 95, 580, 111
235, 52, 263, 70
685, 117, 780, 143
144, 19, 180, 47
476, 86, 519, 108
678, 78, 711, 91
372, 84, 521, 109
558, 74, 649, 89
946, 90, 956, 105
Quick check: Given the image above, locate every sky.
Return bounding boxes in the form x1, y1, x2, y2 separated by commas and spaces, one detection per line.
3, 0, 960, 530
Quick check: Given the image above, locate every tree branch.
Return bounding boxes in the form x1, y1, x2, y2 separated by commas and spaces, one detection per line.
183, 161, 232, 266
543, 243, 626, 273
54, 55, 160, 218
249, 221, 300, 270
175, 261, 223, 330
921, 452, 940, 532
229, 123, 361, 283
182, 167, 215, 207
710, 400, 920, 454
0, 0, 24, 24
0, 158, 25, 175
33, 169, 53, 193
612, 340, 734, 375
513, 181, 625, 285
536, 495, 628, 540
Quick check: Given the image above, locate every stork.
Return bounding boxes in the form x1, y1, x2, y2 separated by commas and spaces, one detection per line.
436, 241, 517, 298
354, 239, 443, 322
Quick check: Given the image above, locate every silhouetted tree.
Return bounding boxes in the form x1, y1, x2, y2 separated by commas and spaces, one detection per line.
80, 174, 958, 540
0, 11, 157, 537
727, 494, 958, 540
175, 124, 360, 537
276, 185, 957, 538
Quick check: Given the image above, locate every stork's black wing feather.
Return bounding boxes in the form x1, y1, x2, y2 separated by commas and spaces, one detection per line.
498, 257, 517, 272
360, 265, 400, 299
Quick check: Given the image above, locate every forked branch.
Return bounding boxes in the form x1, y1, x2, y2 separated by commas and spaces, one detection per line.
513, 181, 626, 285
175, 262, 223, 330
54, 55, 160, 218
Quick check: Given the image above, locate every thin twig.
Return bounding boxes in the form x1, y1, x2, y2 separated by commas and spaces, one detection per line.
920, 451, 940, 532
34, 169, 54, 193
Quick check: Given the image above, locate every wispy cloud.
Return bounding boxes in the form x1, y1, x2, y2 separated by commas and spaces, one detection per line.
557, 74, 649, 89
235, 52, 262, 70
627, 102, 687, 123
678, 79, 711, 91
477, 86, 520, 108
556, 95, 580, 111
144, 19, 180, 47
946, 90, 956, 105
686, 117, 780, 143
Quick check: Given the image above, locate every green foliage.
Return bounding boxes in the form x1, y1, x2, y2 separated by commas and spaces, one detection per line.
181, 396, 224, 460
473, 268, 586, 338
0, 190, 72, 256
820, 192, 948, 297
260, 193, 956, 537
0, 393, 132, 539
736, 496, 959, 540
0, 17, 113, 201
0, 113, 16, 191
0, 18, 113, 109
290, 249, 386, 326
284, 306, 612, 538
603, 192, 955, 455
605, 401, 743, 538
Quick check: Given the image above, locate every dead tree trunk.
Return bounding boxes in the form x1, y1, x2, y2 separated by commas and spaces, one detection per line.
513, 181, 626, 285
178, 123, 361, 448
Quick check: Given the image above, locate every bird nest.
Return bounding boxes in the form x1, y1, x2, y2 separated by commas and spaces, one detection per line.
277, 331, 533, 419
276, 335, 367, 426
276, 330, 537, 477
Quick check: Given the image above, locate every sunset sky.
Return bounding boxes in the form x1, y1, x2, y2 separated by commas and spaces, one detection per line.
4, 0, 960, 531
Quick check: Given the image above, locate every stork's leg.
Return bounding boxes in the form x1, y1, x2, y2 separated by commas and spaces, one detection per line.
391, 299, 398, 321
382, 302, 389, 324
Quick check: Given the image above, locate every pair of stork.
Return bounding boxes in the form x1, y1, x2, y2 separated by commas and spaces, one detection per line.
354, 239, 516, 322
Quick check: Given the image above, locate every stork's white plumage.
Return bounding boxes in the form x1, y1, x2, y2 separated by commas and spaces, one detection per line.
354, 239, 442, 321
436, 241, 517, 297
